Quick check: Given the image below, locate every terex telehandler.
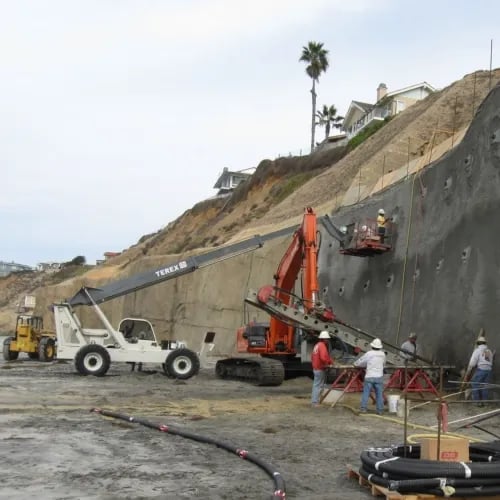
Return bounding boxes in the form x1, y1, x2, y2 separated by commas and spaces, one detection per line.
51, 226, 299, 378
215, 206, 402, 386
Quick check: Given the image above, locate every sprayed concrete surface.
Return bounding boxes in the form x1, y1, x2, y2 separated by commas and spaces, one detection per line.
1, 352, 498, 500
321, 82, 500, 379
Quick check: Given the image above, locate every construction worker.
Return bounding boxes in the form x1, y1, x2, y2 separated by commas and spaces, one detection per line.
311, 331, 333, 408
354, 338, 386, 415
377, 209, 387, 243
400, 332, 417, 361
465, 336, 494, 406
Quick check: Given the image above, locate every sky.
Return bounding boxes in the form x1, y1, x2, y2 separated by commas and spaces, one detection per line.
2, 0, 499, 267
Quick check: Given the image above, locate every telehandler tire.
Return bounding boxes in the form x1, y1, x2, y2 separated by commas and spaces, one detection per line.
165, 348, 200, 380
28, 352, 40, 360
39, 337, 56, 362
3, 337, 19, 361
75, 345, 111, 377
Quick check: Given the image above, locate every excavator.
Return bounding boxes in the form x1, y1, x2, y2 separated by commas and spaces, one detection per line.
215, 206, 404, 386
49, 225, 299, 378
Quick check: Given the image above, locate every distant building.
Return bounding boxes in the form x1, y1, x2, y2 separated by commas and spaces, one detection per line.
213, 167, 253, 196
0, 261, 33, 277
37, 262, 62, 273
343, 81, 436, 139
315, 132, 348, 152
104, 252, 121, 261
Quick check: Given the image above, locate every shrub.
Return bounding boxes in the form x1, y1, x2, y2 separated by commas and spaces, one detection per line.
348, 116, 392, 150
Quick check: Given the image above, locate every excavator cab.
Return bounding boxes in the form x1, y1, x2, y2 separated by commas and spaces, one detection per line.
340, 218, 393, 257
237, 322, 269, 352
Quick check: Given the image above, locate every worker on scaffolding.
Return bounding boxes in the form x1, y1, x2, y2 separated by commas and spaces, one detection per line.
400, 332, 418, 361
465, 336, 494, 406
377, 209, 387, 243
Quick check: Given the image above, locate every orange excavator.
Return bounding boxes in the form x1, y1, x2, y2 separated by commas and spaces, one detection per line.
215, 206, 395, 386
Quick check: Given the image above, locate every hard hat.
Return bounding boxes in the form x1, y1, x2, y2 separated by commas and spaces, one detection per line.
409, 332, 417, 339
370, 338, 383, 349
378, 209, 385, 215
318, 331, 330, 339
477, 336, 486, 343
361, 225, 367, 231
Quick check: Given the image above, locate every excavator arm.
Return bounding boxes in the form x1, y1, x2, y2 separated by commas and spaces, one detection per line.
249, 207, 335, 356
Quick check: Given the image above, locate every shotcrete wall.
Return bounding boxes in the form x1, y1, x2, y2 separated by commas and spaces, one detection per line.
320, 83, 500, 378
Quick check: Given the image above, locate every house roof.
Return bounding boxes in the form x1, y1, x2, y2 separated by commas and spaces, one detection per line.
382, 81, 436, 101
343, 101, 374, 127
352, 100, 374, 112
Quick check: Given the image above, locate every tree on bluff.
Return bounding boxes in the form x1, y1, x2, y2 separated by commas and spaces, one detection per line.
299, 41, 329, 153
316, 104, 343, 140
67, 255, 86, 266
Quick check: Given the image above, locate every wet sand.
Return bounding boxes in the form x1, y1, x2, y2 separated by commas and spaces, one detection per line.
0, 353, 496, 500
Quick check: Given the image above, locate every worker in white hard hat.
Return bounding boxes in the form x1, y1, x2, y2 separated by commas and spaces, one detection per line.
354, 338, 386, 414
377, 209, 387, 244
311, 331, 333, 408
465, 335, 494, 406
400, 332, 418, 361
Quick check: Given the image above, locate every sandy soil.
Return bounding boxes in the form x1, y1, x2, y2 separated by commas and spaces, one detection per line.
1, 348, 498, 500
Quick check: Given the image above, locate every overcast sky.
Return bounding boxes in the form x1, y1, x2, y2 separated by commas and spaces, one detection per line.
2, 0, 499, 267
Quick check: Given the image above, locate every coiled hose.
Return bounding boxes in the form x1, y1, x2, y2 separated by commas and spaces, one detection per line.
91, 408, 286, 499
360, 441, 500, 497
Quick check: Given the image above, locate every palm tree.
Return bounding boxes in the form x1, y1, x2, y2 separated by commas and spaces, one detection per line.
316, 104, 344, 141
299, 41, 329, 152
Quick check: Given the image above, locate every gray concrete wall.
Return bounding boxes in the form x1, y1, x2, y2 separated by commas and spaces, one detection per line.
320, 83, 500, 378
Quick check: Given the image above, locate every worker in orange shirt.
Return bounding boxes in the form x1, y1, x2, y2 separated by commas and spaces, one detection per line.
311, 331, 333, 407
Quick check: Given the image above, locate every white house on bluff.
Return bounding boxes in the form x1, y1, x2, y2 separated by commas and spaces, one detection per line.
343, 81, 436, 139
213, 167, 253, 196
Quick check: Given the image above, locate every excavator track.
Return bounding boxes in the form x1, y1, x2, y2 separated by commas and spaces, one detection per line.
215, 357, 285, 386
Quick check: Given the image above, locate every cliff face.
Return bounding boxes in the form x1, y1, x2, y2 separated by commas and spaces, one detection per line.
321, 83, 500, 376
2, 71, 500, 380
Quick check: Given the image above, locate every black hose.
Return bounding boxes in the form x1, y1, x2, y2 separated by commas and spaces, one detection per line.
359, 442, 500, 496
91, 408, 286, 499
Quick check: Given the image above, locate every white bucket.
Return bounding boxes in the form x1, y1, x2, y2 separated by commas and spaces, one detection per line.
388, 394, 400, 413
